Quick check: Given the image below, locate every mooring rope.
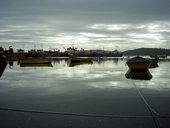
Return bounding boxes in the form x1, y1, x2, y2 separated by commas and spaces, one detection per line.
0, 107, 169, 119
133, 80, 159, 115
132, 81, 159, 128
125, 64, 159, 128
125, 64, 160, 116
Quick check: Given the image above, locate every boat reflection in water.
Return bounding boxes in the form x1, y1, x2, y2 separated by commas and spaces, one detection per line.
68, 53, 93, 63
20, 58, 52, 67
125, 69, 152, 80
20, 63, 53, 67
8, 61, 14, 67
0, 54, 7, 78
149, 58, 159, 68
69, 61, 93, 67
125, 56, 152, 80
68, 54, 93, 67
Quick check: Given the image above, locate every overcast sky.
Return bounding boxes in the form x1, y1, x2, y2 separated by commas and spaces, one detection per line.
0, 0, 170, 51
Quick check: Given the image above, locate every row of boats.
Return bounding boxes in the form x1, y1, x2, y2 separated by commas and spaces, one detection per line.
20, 56, 158, 69
19, 56, 93, 67
1, 54, 159, 80
2, 54, 159, 68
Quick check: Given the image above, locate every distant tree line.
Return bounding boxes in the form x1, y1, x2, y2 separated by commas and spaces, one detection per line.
123, 48, 170, 56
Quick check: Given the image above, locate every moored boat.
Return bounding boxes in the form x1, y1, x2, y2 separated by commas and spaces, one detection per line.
0, 54, 7, 78
148, 56, 159, 68
69, 56, 92, 63
149, 59, 159, 68
20, 58, 52, 64
126, 56, 151, 70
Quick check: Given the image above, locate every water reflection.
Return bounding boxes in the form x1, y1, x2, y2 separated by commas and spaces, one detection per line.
20, 63, 53, 67
93, 57, 119, 65
0, 55, 7, 78
125, 69, 152, 80
1, 58, 170, 128
1, 58, 170, 90
124, 56, 159, 80
8, 61, 14, 67
112, 58, 119, 64
149, 61, 159, 68
69, 61, 93, 67
52, 58, 68, 64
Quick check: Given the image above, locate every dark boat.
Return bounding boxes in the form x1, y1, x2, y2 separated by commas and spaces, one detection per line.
0, 54, 7, 78
69, 53, 92, 63
20, 63, 53, 67
149, 59, 159, 68
125, 69, 152, 80
125, 56, 154, 80
126, 56, 151, 70
20, 58, 52, 64
69, 57, 92, 63
149, 56, 159, 68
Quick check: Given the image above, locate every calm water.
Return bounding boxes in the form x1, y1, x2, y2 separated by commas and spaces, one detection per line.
0, 59, 170, 128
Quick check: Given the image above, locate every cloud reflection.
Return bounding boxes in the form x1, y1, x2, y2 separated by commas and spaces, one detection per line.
1, 60, 170, 91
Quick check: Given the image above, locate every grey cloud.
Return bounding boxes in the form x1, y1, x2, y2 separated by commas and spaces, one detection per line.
1, 0, 170, 23
0, 0, 170, 50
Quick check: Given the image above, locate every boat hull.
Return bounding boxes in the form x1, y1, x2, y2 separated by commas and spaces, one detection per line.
149, 59, 159, 68
149, 61, 159, 68
70, 57, 92, 63
0, 54, 7, 78
20, 63, 52, 67
20, 59, 51, 64
126, 62, 151, 70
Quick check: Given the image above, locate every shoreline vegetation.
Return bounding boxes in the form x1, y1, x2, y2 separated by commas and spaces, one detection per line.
0, 46, 170, 60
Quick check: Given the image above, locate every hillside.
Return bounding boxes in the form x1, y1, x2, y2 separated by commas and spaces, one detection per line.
123, 48, 170, 56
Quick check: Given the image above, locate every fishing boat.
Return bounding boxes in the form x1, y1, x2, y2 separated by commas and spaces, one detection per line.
20, 58, 52, 64
126, 56, 151, 70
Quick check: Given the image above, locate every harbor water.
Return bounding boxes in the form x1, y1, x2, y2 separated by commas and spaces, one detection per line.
0, 59, 170, 128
